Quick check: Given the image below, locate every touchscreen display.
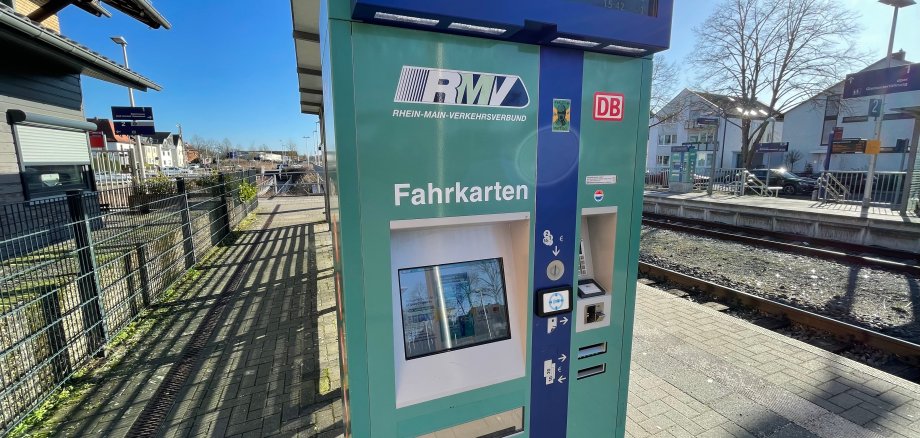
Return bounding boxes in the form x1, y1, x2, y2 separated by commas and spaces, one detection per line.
398, 258, 511, 359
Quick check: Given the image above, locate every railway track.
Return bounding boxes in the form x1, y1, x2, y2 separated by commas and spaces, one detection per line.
642, 214, 920, 277
638, 262, 920, 367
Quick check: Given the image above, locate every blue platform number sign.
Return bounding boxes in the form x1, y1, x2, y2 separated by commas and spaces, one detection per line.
869, 99, 881, 118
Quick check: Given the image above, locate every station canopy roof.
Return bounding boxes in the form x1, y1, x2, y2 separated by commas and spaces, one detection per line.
0, 3, 162, 91
25, 0, 171, 29
290, 0, 322, 116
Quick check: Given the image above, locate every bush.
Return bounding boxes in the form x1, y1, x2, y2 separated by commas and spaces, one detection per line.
238, 180, 257, 203
134, 175, 176, 195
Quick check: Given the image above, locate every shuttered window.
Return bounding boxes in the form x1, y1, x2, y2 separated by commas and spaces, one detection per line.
15, 125, 90, 165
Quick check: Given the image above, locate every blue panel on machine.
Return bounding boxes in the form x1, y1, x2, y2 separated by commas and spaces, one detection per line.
351, 0, 673, 56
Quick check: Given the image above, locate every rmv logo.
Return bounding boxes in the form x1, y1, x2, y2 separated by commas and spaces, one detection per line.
394, 66, 530, 108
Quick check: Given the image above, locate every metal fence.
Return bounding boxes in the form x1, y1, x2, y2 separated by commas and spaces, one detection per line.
817, 171, 907, 206
0, 170, 258, 434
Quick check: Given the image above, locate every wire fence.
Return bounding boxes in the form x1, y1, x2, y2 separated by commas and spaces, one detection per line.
0, 170, 258, 435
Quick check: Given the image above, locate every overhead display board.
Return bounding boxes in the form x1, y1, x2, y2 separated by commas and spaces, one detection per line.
351, 0, 673, 56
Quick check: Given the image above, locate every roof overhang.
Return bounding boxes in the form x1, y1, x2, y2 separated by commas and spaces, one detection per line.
290, 0, 322, 115
892, 106, 920, 119
0, 4, 161, 91
100, 0, 171, 29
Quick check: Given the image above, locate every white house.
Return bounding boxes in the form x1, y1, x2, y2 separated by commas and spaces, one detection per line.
648, 89, 782, 172
782, 52, 918, 173
145, 132, 186, 169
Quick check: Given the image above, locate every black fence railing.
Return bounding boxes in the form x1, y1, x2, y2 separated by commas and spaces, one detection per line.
0, 170, 258, 435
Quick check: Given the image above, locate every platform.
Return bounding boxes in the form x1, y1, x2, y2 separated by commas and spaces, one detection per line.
642, 191, 920, 253
627, 284, 920, 438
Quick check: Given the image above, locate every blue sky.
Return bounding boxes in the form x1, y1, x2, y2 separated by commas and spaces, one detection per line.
62, 2, 919, 153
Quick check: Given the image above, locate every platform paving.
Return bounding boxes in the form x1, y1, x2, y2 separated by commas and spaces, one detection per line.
38, 196, 920, 437
627, 284, 920, 438
644, 190, 919, 223
44, 196, 343, 438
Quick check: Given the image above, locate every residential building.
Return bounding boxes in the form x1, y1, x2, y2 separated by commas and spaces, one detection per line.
0, 1, 167, 202
88, 118, 134, 168
145, 131, 186, 169
782, 52, 918, 172
647, 89, 783, 172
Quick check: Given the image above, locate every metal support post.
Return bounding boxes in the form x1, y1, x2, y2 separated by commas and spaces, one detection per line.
218, 173, 230, 240
900, 122, 919, 215
66, 190, 108, 355
864, 5, 901, 210
176, 178, 197, 268
135, 243, 152, 306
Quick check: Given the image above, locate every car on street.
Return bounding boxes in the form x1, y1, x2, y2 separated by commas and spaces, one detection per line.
749, 169, 817, 195
161, 167, 184, 177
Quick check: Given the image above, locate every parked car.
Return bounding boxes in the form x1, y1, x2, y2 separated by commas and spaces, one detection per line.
749, 169, 817, 195
161, 167, 184, 177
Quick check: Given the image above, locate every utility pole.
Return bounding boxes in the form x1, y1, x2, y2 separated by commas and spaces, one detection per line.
111, 36, 146, 183
864, 0, 915, 210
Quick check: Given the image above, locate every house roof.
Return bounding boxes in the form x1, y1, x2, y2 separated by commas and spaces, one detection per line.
0, 3, 161, 91
88, 118, 131, 143
171, 134, 182, 145
691, 91, 778, 120
150, 131, 172, 144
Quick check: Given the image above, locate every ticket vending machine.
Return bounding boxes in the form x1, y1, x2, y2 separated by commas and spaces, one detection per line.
319, 1, 672, 436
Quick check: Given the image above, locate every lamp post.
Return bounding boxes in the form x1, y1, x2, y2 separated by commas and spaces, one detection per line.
303, 136, 311, 165
111, 36, 146, 183
864, 0, 916, 210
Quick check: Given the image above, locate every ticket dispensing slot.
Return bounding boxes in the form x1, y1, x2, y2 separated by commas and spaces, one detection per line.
576, 207, 616, 333
576, 364, 607, 380
577, 342, 607, 359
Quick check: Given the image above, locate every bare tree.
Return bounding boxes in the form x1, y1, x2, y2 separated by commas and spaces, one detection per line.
284, 139, 299, 162
785, 149, 803, 170
690, 0, 868, 169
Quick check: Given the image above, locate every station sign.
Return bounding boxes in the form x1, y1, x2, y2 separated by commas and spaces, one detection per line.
89, 131, 106, 148
112, 106, 156, 136
351, 0, 674, 55
843, 63, 920, 99
831, 138, 867, 154
113, 120, 156, 136
111, 106, 154, 121
755, 142, 789, 153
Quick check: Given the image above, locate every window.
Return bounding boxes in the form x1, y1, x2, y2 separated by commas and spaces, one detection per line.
398, 258, 511, 360
22, 165, 88, 198
656, 155, 670, 166
658, 134, 676, 145
688, 135, 699, 142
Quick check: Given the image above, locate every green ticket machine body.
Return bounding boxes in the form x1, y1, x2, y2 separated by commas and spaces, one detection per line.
316, 1, 673, 436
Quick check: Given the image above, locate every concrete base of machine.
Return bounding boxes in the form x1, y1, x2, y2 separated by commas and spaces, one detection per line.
643, 191, 920, 254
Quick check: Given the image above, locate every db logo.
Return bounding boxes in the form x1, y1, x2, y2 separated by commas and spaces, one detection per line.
593, 92, 624, 121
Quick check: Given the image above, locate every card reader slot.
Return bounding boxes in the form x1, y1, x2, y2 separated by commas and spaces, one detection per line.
577, 342, 607, 359
576, 364, 606, 380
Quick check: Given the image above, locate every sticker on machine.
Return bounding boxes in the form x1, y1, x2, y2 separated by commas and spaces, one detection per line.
593, 92, 624, 121
586, 175, 617, 185
593, 190, 604, 202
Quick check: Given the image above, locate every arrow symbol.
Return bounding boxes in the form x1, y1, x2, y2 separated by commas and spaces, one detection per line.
552, 246, 560, 256
559, 353, 567, 363
561, 316, 569, 325
557, 375, 567, 384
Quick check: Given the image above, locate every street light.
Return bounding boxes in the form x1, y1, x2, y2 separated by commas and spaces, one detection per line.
864, 0, 916, 210
110, 36, 147, 182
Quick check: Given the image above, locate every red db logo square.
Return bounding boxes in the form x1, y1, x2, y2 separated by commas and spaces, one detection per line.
594, 92, 624, 121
